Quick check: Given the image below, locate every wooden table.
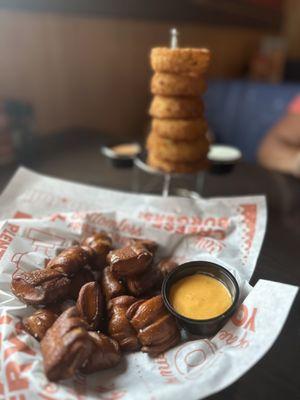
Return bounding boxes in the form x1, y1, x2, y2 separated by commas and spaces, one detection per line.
0, 143, 299, 400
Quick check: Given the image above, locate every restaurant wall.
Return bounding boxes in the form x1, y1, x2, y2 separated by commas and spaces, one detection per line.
283, 0, 300, 59
0, 10, 272, 138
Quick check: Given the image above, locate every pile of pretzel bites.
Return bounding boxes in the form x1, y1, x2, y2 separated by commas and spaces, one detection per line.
11, 233, 180, 382
147, 47, 211, 173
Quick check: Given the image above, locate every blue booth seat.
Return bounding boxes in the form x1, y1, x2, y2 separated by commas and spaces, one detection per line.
204, 80, 300, 162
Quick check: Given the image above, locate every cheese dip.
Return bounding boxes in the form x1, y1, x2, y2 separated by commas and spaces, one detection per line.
169, 274, 232, 320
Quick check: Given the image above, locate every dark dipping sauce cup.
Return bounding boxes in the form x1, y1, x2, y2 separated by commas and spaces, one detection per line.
101, 143, 141, 168
162, 261, 240, 337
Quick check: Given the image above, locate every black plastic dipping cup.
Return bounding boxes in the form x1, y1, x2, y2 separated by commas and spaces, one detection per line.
162, 261, 240, 337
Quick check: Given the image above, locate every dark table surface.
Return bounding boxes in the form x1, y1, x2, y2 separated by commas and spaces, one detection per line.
1, 141, 299, 400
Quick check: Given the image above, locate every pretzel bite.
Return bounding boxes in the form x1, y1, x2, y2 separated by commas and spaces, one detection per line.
81, 232, 112, 270
46, 246, 90, 276
152, 118, 207, 141
129, 238, 158, 255
147, 133, 209, 163
41, 307, 92, 381
151, 72, 206, 97
147, 151, 209, 174
23, 309, 58, 341
102, 266, 127, 302
108, 245, 152, 278
157, 259, 179, 277
68, 267, 95, 300
149, 96, 203, 119
126, 295, 180, 356
76, 281, 104, 331
126, 265, 162, 297
11, 269, 71, 306
108, 296, 141, 351
80, 332, 121, 374
150, 47, 210, 75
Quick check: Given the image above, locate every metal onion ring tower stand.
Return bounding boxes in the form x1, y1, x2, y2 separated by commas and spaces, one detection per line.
134, 154, 205, 198
134, 28, 207, 198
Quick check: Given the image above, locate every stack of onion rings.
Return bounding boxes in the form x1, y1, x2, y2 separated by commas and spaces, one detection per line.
148, 152, 209, 174
146, 47, 211, 174
150, 47, 210, 76
149, 96, 204, 119
147, 134, 209, 163
151, 73, 206, 97
151, 119, 208, 141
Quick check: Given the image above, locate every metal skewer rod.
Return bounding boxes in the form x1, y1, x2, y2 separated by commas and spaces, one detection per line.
160, 27, 180, 197
162, 173, 171, 197
170, 27, 179, 49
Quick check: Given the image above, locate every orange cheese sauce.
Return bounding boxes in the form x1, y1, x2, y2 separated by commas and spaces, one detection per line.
169, 274, 232, 320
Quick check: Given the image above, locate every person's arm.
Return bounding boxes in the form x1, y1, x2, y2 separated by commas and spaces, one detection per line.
257, 113, 300, 177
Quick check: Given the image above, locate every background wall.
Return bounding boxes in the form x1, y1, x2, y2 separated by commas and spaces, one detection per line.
0, 10, 274, 138
283, 0, 300, 59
